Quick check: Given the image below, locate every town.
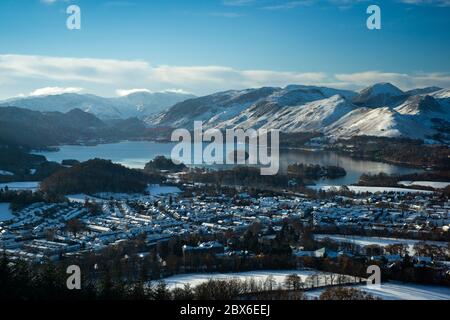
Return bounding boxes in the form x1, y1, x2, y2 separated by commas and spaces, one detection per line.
1, 177, 449, 293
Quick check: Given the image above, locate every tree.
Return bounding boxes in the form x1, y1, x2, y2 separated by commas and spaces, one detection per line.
319, 287, 378, 300
385, 243, 407, 256
153, 280, 171, 300
65, 218, 85, 237
172, 284, 195, 300
129, 281, 148, 300
99, 268, 115, 299
0, 251, 11, 299
264, 275, 277, 291
284, 274, 303, 290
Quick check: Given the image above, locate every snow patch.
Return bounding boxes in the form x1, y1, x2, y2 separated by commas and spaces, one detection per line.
0, 203, 14, 221
0, 170, 14, 176
399, 181, 450, 189
313, 185, 434, 194
0, 181, 39, 191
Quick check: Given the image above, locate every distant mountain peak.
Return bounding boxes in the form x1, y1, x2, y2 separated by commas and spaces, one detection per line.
0, 91, 195, 120
360, 82, 404, 96
353, 83, 407, 108
406, 86, 443, 96
395, 95, 444, 116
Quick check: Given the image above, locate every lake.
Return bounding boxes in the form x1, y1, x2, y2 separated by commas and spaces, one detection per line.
35, 141, 420, 186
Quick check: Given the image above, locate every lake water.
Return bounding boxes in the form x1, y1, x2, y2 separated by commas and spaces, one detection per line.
35, 141, 420, 186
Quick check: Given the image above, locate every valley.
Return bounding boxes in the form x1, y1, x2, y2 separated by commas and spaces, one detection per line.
1, 82, 449, 302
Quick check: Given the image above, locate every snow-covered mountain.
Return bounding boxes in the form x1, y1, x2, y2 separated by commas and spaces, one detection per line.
352, 83, 408, 108
147, 83, 450, 142
326, 107, 434, 140
217, 95, 357, 133
406, 86, 442, 96
394, 95, 446, 118
1, 83, 448, 141
149, 85, 358, 129
116, 91, 196, 116
0, 91, 195, 120
430, 89, 450, 109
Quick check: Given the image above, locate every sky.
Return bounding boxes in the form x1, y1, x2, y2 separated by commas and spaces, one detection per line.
0, 0, 449, 99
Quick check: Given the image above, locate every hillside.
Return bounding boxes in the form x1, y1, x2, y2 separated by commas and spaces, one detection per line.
0, 146, 63, 182
40, 159, 163, 195
0, 107, 149, 149
0, 91, 195, 120
147, 83, 450, 142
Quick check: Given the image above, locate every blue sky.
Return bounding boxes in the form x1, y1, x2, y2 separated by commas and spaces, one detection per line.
0, 0, 449, 98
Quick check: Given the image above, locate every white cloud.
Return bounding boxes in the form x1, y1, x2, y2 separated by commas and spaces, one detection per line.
0, 54, 448, 98
0, 54, 151, 84
262, 1, 316, 10
116, 88, 152, 96
399, 0, 450, 7
223, 0, 450, 10
40, 0, 58, 4
334, 71, 450, 90
162, 88, 194, 95
28, 87, 83, 96
116, 88, 193, 96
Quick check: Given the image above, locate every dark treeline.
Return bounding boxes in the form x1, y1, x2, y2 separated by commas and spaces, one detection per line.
0, 252, 376, 301
358, 171, 450, 189
329, 136, 450, 170
144, 156, 187, 173
181, 164, 346, 190
279, 132, 323, 148
40, 159, 164, 195
0, 146, 63, 183
182, 167, 290, 188
0, 189, 65, 211
316, 223, 450, 243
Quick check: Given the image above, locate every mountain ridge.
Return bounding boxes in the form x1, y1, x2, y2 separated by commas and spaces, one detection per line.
0, 91, 196, 120
1, 83, 449, 143
147, 83, 450, 143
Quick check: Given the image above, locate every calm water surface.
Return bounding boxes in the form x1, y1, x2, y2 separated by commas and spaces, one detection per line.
35, 141, 420, 186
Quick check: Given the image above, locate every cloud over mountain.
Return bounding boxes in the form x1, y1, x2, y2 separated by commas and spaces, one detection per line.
1, 54, 449, 100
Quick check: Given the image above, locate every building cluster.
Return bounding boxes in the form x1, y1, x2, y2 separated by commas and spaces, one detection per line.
0, 189, 449, 264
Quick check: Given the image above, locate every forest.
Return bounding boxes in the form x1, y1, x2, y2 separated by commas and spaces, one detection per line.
329, 136, 450, 170
40, 159, 163, 195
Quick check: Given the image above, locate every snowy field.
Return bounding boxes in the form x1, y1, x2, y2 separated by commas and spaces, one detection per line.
158, 271, 450, 300
157, 270, 354, 290
314, 234, 448, 255
0, 181, 39, 191
314, 185, 434, 194
0, 203, 14, 221
306, 282, 450, 300
399, 181, 450, 189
